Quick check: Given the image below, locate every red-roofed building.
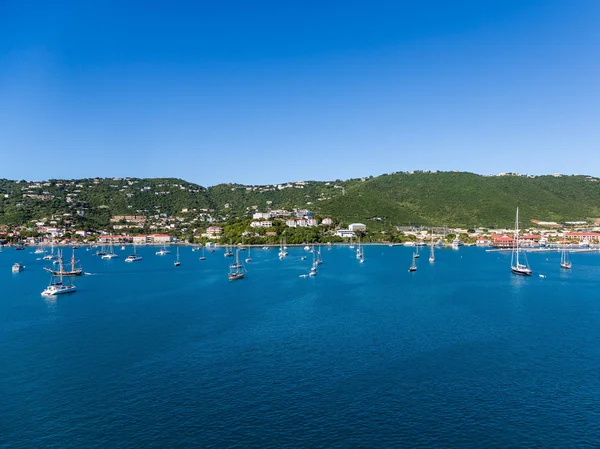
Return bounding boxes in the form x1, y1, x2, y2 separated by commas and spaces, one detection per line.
491, 235, 515, 248
133, 235, 149, 244
565, 232, 600, 242
520, 235, 540, 242
98, 235, 129, 244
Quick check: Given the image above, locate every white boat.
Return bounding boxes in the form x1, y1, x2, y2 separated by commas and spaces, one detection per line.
278, 238, 288, 259
228, 249, 245, 280
409, 253, 417, 272
451, 237, 463, 249
245, 246, 252, 263
199, 246, 207, 261
12, 262, 25, 273
43, 242, 56, 260
560, 238, 572, 270
349, 236, 355, 249
121, 245, 126, 250
429, 229, 435, 263
304, 245, 311, 251
356, 238, 364, 263
414, 241, 420, 258
41, 282, 76, 296
102, 241, 119, 259
156, 243, 170, 256
511, 207, 532, 276
316, 245, 323, 265
224, 241, 234, 257
403, 241, 416, 247
174, 247, 181, 266
34, 245, 45, 254
41, 259, 76, 296
125, 246, 142, 262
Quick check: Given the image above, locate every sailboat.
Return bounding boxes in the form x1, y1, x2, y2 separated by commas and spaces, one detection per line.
357, 240, 365, 263
174, 247, 181, 266
245, 246, 252, 263
125, 245, 143, 262
316, 245, 323, 265
41, 259, 76, 296
102, 240, 119, 259
349, 235, 355, 249
429, 230, 435, 263
45, 248, 83, 276
95, 243, 107, 256
43, 242, 56, 260
156, 243, 170, 256
199, 246, 207, 260
409, 252, 417, 272
34, 242, 45, 254
228, 249, 245, 280
278, 238, 288, 259
239, 237, 247, 251
309, 248, 318, 276
414, 241, 420, 258
511, 207, 532, 276
560, 237, 572, 269
224, 240, 234, 257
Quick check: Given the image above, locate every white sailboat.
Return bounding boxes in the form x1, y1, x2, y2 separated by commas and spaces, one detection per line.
199, 246, 207, 260
174, 247, 181, 266
409, 252, 417, 272
349, 235, 355, 249
511, 207, 532, 276
356, 238, 364, 262
429, 229, 435, 263
414, 241, 420, 258
309, 248, 318, 276
224, 240, 234, 257
41, 257, 76, 296
125, 245, 143, 262
245, 246, 252, 263
102, 240, 119, 259
278, 238, 288, 259
43, 242, 56, 260
156, 243, 170, 256
560, 236, 572, 269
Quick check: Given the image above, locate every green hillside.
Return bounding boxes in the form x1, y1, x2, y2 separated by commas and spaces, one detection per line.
1, 172, 600, 229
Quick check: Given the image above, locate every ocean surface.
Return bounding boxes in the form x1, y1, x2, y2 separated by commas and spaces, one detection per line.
2, 244, 600, 448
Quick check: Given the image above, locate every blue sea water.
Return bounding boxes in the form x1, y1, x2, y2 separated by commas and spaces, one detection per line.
2, 244, 600, 448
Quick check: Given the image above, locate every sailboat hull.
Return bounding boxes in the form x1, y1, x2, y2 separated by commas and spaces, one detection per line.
44, 268, 83, 276
511, 267, 532, 276
42, 285, 76, 296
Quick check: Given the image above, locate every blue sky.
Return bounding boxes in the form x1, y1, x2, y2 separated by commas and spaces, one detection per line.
1, 1, 599, 185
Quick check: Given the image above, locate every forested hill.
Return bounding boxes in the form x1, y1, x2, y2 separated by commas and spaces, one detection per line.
1, 172, 600, 228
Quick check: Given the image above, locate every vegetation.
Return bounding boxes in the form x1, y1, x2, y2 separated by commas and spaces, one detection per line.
2, 172, 600, 230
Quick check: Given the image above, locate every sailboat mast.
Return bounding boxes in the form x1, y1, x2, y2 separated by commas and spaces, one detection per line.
513, 207, 520, 266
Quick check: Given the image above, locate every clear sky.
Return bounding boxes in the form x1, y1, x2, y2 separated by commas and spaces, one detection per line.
1, 0, 599, 185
